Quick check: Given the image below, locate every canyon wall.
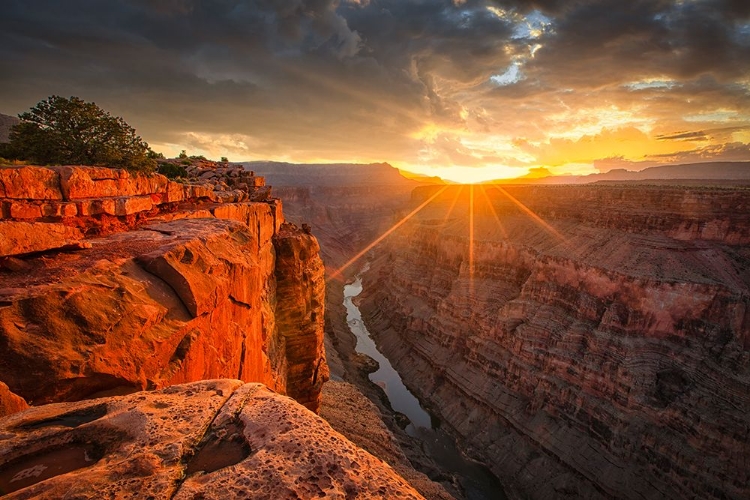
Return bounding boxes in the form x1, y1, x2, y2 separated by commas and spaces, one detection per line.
359, 184, 750, 499
272, 183, 419, 270
0, 165, 327, 413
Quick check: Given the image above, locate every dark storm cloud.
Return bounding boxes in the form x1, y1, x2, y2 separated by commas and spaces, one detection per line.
657, 130, 711, 141
657, 126, 750, 141
513, 0, 750, 90
0, 0, 748, 173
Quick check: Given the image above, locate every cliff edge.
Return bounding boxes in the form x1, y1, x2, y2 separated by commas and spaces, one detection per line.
0, 164, 328, 413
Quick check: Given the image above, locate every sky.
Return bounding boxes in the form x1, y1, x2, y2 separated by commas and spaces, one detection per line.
1, 0, 749, 182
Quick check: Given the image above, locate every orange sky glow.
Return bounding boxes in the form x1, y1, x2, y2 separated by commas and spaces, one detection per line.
1, 1, 748, 183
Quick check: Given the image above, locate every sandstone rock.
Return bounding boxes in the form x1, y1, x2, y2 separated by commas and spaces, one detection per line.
210, 202, 278, 243
165, 180, 186, 202
8, 202, 42, 219
136, 219, 261, 318
321, 381, 454, 500
53, 166, 168, 200
0, 380, 418, 499
0, 214, 327, 418
0, 218, 279, 404
0, 165, 327, 423
0, 167, 62, 200
39, 202, 77, 218
187, 183, 213, 199
0, 382, 27, 417
175, 382, 423, 500
274, 223, 329, 412
114, 195, 153, 216
0, 221, 84, 258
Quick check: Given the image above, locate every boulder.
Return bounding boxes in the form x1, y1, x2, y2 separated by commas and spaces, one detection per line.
0, 167, 62, 200
0, 221, 83, 258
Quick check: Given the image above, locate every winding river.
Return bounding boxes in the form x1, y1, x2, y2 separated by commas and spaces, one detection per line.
344, 275, 506, 500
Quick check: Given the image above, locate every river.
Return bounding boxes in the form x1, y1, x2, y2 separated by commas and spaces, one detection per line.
344, 275, 507, 500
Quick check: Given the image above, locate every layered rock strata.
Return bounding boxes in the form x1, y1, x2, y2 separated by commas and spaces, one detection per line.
359, 184, 750, 500
0, 165, 271, 257
0, 379, 423, 499
0, 165, 327, 414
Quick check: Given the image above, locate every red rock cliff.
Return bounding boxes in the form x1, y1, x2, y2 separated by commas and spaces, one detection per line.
0, 165, 327, 414
359, 184, 750, 500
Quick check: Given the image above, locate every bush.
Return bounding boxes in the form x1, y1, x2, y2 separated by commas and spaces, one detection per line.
8, 96, 157, 173
157, 162, 188, 179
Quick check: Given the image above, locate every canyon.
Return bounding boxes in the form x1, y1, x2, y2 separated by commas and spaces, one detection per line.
355, 184, 750, 499
3, 160, 749, 500
0, 163, 433, 499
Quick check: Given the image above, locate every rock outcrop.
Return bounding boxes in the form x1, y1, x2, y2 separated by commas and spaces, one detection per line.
274, 223, 329, 410
321, 381, 455, 500
0, 379, 424, 499
0, 165, 327, 414
0, 165, 272, 257
359, 184, 750, 500
0, 382, 27, 417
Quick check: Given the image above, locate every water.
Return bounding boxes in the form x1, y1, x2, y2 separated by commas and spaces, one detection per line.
344, 275, 507, 500
344, 277, 433, 432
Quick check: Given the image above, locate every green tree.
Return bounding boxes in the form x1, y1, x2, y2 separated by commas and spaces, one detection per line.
8, 95, 157, 173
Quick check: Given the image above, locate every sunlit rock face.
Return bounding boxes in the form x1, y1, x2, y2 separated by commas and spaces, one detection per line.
0, 380, 424, 499
0, 383, 27, 417
274, 222, 329, 410
0, 165, 327, 414
359, 184, 750, 500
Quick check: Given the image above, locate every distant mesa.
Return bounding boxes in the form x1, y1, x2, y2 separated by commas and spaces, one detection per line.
492, 161, 750, 185
0, 113, 20, 144
242, 161, 423, 187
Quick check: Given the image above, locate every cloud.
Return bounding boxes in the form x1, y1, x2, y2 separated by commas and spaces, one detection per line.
0, 0, 747, 177
594, 142, 750, 172
657, 130, 711, 141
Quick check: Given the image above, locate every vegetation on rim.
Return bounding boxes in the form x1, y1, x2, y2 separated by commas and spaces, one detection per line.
1, 96, 157, 173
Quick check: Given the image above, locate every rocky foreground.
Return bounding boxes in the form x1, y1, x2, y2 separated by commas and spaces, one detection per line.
359, 184, 750, 500
0, 379, 423, 499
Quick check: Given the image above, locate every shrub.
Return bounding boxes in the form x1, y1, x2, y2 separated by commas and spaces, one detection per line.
157, 162, 188, 179
7, 95, 157, 173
